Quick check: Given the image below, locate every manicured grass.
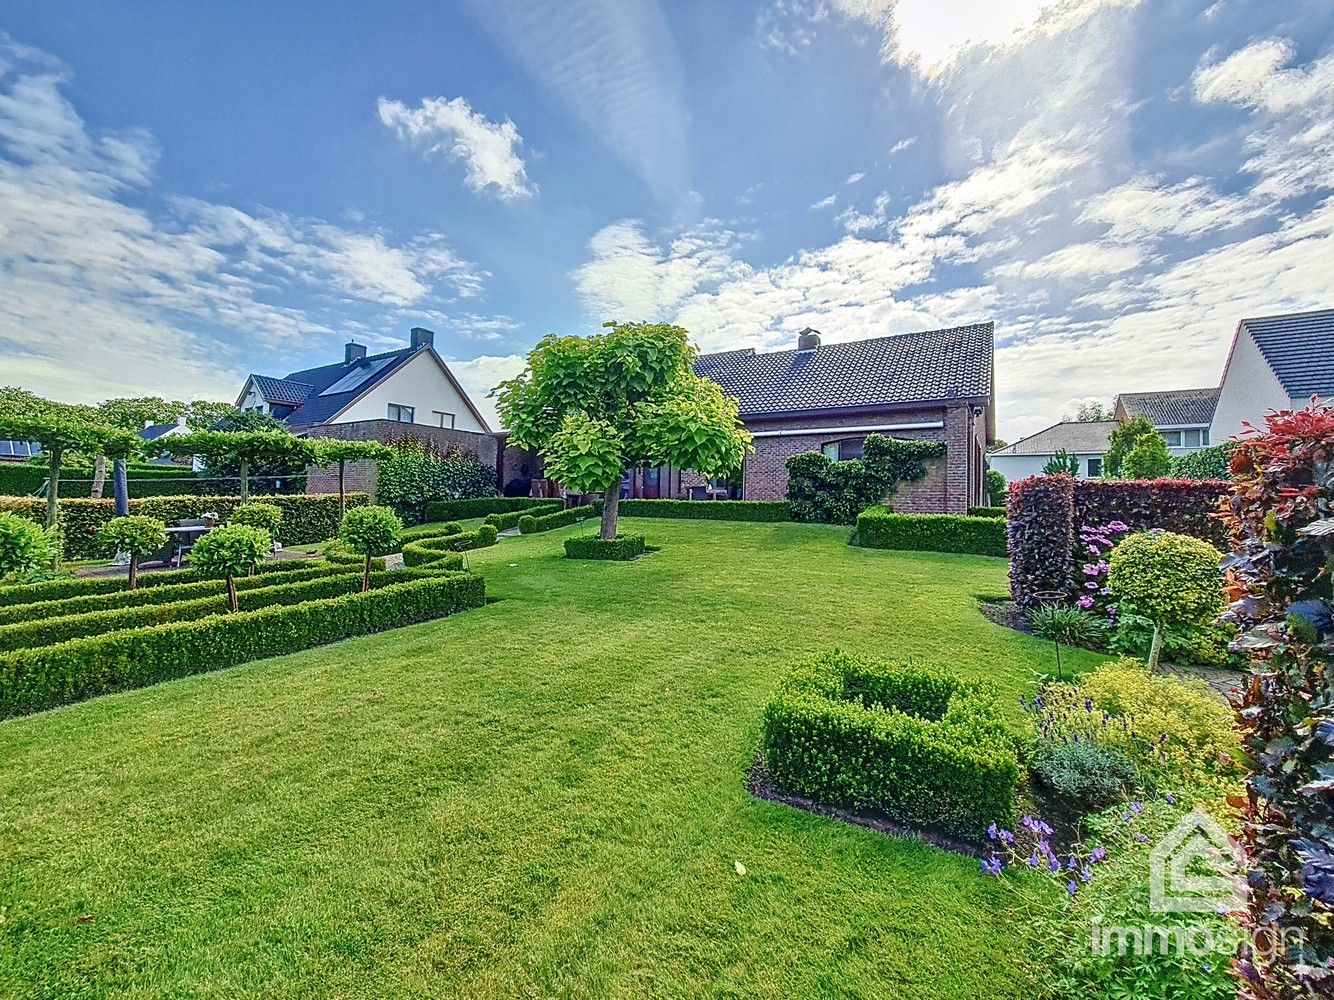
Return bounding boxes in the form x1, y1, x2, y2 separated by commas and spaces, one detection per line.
0, 519, 1104, 998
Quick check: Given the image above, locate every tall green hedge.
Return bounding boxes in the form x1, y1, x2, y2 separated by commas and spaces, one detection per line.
760, 651, 1018, 840
855, 508, 1008, 557
0, 494, 369, 557
0, 463, 199, 499
423, 496, 556, 522
618, 499, 790, 522
0, 572, 485, 717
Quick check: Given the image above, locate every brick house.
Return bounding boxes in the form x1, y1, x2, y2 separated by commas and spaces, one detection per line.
626, 323, 996, 514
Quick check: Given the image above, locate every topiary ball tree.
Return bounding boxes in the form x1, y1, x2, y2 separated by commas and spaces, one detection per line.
339, 505, 403, 591
97, 515, 167, 590
190, 524, 272, 611
1107, 530, 1223, 670
1121, 432, 1172, 480
0, 511, 56, 582
229, 502, 282, 543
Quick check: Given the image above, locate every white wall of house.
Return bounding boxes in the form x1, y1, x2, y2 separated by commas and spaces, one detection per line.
334, 350, 487, 432
990, 451, 1107, 482
1154, 424, 1212, 456
238, 381, 269, 415
1211, 329, 1291, 443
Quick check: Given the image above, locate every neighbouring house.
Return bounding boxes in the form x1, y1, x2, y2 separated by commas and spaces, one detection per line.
988, 420, 1120, 482
1113, 388, 1219, 456
0, 440, 40, 464
139, 415, 194, 466
624, 323, 996, 514
237, 327, 513, 494
1211, 307, 1334, 442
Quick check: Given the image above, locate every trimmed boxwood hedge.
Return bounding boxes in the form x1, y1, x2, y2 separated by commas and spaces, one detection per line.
618, 499, 790, 522
0, 563, 337, 626
855, 508, 1008, 557
563, 534, 646, 560
517, 504, 599, 534
760, 651, 1018, 840
0, 567, 441, 653
0, 572, 485, 717
968, 506, 1007, 519
0, 494, 370, 558
0, 555, 322, 608
422, 496, 552, 522
484, 502, 563, 531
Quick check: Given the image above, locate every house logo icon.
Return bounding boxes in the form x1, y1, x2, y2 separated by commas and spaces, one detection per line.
1149, 807, 1244, 914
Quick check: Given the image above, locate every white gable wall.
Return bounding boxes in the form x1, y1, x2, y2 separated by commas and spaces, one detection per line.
334, 350, 487, 432
990, 451, 1107, 482
1211, 330, 1290, 443
238, 379, 269, 415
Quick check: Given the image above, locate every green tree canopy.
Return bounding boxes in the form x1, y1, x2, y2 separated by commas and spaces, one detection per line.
1042, 450, 1080, 476
163, 431, 313, 501
338, 504, 403, 591
96, 397, 188, 431
310, 439, 395, 517
1122, 432, 1172, 479
190, 524, 271, 611
97, 515, 168, 589
494, 322, 751, 540
1104, 417, 1161, 478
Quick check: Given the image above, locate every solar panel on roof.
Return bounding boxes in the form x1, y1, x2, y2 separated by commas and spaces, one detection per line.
318, 357, 394, 397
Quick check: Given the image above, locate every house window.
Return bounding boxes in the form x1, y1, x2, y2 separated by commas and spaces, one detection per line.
822, 437, 864, 462
1182, 428, 1206, 448
1087, 457, 1103, 478
387, 403, 415, 423
433, 410, 455, 429
1159, 429, 1182, 448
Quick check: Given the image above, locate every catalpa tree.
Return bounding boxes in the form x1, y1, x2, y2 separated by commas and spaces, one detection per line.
494, 322, 751, 540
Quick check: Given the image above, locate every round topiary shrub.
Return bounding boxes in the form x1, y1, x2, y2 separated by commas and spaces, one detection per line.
96, 515, 168, 590
229, 502, 283, 541
339, 505, 403, 591
1107, 530, 1223, 670
191, 524, 273, 611
0, 511, 56, 582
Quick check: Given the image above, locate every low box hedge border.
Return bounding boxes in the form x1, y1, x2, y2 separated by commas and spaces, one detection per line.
967, 506, 1007, 519
0, 556, 323, 608
855, 508, 1008, 558
0, 562, 338, 626
422, 497, 554, 522
0, 572, 485, 718
484, 502, 563, 531
0, 567, 442, 653
563, 534, 646, 561
517, 504, 599, 534
618, 499, 790, 522
759, 651, 1018, 841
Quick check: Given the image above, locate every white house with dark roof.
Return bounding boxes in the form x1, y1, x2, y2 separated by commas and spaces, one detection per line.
1211, 308, 1334, 441
236, 327, 490, 434
988, 420, 1119, 482
1114, 387, 1219, 455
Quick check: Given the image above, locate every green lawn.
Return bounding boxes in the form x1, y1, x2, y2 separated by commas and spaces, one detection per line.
0, 519, 1104, 999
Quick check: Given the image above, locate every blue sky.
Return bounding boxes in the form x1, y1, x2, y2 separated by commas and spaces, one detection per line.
1, 1, 1331, 437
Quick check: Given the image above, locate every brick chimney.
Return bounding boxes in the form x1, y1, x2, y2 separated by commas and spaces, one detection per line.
797, 327, 822, 350
410, 327, 435, 350
345, 341, 367, 364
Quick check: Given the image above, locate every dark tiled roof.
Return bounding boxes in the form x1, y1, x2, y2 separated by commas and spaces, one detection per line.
251, 374, 315, 407
277, 348, 415, 427
1241, 308, 1334, 397
1117, 387, 1219, 427
693, 323, 994, 415
991, 420, 1118, 456
139, 423, 182, 442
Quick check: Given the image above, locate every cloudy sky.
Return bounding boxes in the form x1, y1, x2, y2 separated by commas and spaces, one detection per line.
1, 1, 1331, 437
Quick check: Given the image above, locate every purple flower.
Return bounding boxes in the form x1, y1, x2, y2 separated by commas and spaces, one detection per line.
1028, 852, 1040, 868
1089, 847, 1108, 864
1077, 596, 1094, 609
981, 855, 1003, 876
1048, 856, 1062, 873
1164, 793, 1176, 805
1134, 833, 1149, 843
1131, 801, 1143, 814
1067, 880, 1078, 896
1079, 866, 1093, 883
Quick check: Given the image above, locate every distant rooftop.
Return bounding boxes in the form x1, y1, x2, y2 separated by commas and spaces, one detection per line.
1116, 387, 1220, 427
991, 420, 1118, 457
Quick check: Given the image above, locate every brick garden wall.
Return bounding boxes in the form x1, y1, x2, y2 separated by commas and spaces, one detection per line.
304, 420, 501, 499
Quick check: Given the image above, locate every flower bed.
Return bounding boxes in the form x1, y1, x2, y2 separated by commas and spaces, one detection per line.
563, 534, 646, 560
759, 651, 1019, 840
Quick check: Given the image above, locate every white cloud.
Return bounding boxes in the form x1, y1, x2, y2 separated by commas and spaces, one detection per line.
0, 42, 489, 404
465, 0, 690, 201
991, 240, 1143, 280
756, 0, 830, 57
1079, 176, 1270, 242
446, 353, 527, 428
889, 136, 917, 154
845, 171, 866, 184
377, 95, 534, 201
811, 193, 838, 210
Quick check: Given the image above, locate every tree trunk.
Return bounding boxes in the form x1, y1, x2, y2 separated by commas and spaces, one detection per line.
46, 446, 61, 528
226, 574, 239, 613
362, 554, 372, 593
600, 487, 620, 541
338, 458, 347, 520
239, 458, 250, 502
1148, 623, 1163, 672
90, 455, 107, 499
128, 553, 138, 591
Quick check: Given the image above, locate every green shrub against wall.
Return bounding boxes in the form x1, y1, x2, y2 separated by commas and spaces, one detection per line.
856, 508, 1008, 557
618, 499, 791, 522
423, 496, 556, 522
374, 438, 496, 524
968, 506, 1007, 519
0, 572, 485, 717
760, 651, 1019, 840
517, 504, 599, 534
785, 434, 946, 524
0, 494, 368, 558
563, 534, 646, 560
